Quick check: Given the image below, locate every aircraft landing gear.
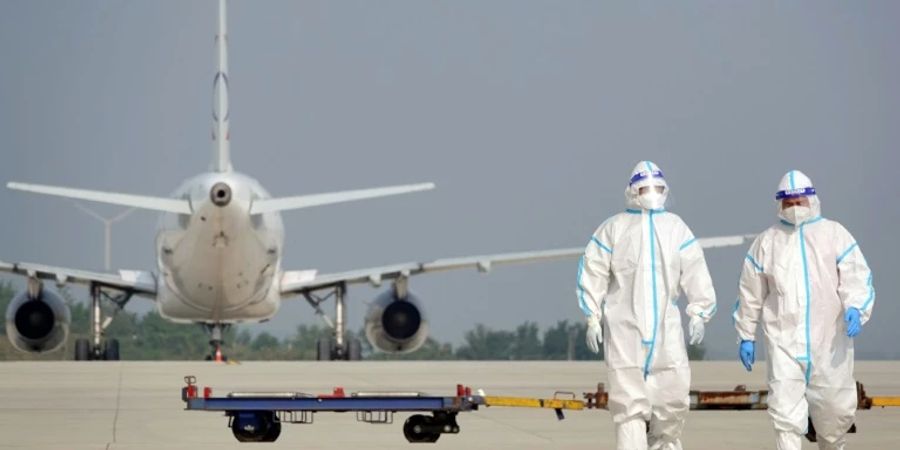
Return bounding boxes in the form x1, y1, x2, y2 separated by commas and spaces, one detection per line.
204, 323, 230, 362
305, 283, 362, 361
74, 284, 130, 361
315, 337, 362, 361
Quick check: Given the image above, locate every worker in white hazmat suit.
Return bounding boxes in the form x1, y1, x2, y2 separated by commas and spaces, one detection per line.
577, 161, 717, 450
734, 170, 874, 450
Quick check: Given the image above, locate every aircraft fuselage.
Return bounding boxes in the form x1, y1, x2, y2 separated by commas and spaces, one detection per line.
155, 171, 284, 324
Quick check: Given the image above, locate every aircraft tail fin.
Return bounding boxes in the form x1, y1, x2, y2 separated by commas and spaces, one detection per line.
211, 0, 232, 172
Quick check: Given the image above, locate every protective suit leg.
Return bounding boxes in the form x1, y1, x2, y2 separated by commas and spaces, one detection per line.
616, 417, 649, 450
816, 436, 846, 450
649, 437, 683, 450
647, 367, 689, 450
608, 367, 652, 428
767, 346, 809, 450
808, 383, 855, 450
775, 431, 803, 450
768, 376, 808, 435
608, 365, 651, 450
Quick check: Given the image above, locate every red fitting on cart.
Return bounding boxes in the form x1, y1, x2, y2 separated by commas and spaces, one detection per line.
319, 387, 346, 398
457, 384, 465, 397
182, 376, 198, 401
203, 387, 213, 399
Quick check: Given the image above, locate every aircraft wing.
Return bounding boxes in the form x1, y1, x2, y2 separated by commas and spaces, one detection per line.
280, 233, 755, 295
0, 260, 157, 296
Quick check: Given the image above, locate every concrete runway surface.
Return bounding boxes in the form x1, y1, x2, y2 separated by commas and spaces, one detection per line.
0, 361, 898, 449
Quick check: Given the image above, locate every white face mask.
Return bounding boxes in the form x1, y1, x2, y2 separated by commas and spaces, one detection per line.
638, 191, 666, 210
781, 205, 812, 224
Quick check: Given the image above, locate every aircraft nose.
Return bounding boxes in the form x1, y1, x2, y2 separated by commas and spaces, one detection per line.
209, 182, 232, 207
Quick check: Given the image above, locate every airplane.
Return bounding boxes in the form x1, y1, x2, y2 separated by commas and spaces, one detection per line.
1, 0, 751, 361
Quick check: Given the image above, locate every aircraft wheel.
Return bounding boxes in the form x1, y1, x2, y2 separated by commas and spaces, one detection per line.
75, 339, 91, 361
316, 338, 333, 361
347, 338, 362, 361
104, 339, 120, 361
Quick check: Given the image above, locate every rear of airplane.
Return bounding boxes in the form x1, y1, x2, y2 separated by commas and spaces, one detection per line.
3, 0, 435, 360
6, 0, 433, 218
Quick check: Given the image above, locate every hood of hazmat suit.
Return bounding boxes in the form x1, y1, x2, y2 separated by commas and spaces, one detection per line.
577, 161, 717, 450
733, 170, 875, 450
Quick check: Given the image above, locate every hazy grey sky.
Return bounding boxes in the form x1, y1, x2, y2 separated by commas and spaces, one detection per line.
1, 1, 897, 359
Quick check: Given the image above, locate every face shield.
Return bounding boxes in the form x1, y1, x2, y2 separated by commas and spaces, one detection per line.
628, 169, 668, 210
775, 187, 818, 225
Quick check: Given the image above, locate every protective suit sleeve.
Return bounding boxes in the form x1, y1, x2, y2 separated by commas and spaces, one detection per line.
834, 224, 875, 325
678, 224, 717, 323
734, 234, 768, 342
577, 223, 613, 320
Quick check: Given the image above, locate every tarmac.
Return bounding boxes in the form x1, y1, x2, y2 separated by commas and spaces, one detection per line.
0, 361, 898, 449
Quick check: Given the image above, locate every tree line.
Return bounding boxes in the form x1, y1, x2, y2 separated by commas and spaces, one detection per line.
0, 282, 705, 361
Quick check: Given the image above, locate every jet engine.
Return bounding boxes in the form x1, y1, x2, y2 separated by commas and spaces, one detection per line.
364, 287, 428, 354
5, 286, 70, 353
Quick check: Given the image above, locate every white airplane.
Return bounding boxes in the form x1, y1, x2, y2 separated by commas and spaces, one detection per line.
1, 0, 751, 361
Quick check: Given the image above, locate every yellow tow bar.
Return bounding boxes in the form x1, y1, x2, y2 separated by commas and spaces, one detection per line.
477, 382, 900, 420
868, 396, 900, 408
483, 395, 584, 411
483, 392, 585, 419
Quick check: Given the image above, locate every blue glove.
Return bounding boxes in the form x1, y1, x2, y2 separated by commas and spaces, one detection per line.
845, 307, 862, 337
739, 340, 755, 372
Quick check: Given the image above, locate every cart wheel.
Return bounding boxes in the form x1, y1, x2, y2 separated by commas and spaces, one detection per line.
316, 338, 333, 361
403, 414, 440, 443
231, 412, 276, 442
75, 339, 91, 361
260, 420, 281, 442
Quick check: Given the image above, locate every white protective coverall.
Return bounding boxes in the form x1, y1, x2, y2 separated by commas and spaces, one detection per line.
734, 170, 875, 450
577, 161, 717, 450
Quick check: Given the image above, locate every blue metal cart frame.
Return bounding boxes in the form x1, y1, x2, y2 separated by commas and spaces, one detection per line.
182, 376, 480, 443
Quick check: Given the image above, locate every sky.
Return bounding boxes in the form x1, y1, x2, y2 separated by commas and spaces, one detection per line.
1, 1, 898, 359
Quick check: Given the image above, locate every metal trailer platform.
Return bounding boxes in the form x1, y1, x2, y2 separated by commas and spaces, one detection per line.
181, 376, 583, 443
181, 376, 900, 444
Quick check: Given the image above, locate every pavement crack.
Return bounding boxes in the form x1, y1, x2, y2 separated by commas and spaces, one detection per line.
475, 412, 554, 442
111, 363, 124, 445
